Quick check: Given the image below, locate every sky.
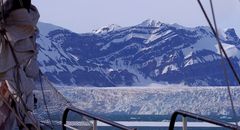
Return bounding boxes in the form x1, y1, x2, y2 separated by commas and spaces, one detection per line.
32, 0, 240, 35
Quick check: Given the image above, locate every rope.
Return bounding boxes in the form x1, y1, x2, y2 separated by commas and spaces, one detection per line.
198, 0, 239, 128
209, 0, 239, 128
0, 82, 29, 130
41, 73, 71, 105
39, 71, 54, 130
197, 0, 240, 86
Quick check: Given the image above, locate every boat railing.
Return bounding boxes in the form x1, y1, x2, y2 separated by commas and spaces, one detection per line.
62, 106, 136, 130
169, 110, 238, 130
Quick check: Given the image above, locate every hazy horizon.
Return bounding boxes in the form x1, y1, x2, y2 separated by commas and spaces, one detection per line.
32, 0, 240, 35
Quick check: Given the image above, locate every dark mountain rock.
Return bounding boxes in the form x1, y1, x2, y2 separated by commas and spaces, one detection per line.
37, 20, 240, 86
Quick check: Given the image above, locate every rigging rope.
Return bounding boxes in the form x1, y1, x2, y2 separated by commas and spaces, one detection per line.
0, 81, 29, 130
209, 0, 239, 128
198, 0, 239, 128
39, 71, 54, 129
197, 0, 240, 85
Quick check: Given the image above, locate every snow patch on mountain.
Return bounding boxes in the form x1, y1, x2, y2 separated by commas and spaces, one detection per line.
182, 37, 217, 58
221, 43, 240, 58
162, 64, 179, 74
145, 30, 173, 44
37, 22, 84, 75
93, 24, 122, 34
138, 19, 163, 27
170, 23, 196, 31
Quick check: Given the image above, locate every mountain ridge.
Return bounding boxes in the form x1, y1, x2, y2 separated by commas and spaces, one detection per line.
36, 20, 240, 87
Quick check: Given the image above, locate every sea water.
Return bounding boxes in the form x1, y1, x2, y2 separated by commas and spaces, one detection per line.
44, 112, 238, 130
92, 114, 236, 130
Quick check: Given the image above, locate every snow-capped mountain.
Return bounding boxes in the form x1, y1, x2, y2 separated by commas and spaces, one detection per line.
36, 20, 240, 86
138, 19, 163, 27
93, 24, 122, 34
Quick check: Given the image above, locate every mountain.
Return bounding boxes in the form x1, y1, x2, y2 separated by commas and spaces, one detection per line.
93, 24, 122, 34
36, 20, 240, 87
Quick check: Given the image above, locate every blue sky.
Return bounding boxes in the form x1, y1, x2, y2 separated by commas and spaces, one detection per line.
32, 0, 240, 35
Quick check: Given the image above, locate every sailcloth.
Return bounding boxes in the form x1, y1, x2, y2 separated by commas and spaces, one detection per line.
0, 5, 40, 130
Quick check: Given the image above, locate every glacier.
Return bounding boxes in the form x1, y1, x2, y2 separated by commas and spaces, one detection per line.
57, 85, 240, 116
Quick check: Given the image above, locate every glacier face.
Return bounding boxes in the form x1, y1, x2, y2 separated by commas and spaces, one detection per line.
36, 20, 240, 86
59, 86, 240, 115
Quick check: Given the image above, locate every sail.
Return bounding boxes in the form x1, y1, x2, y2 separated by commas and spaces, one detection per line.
0, 2, 41, 130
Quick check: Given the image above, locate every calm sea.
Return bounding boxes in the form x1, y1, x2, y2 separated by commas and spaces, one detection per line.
42, 113, 238, 130
96, 114, 236, 130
